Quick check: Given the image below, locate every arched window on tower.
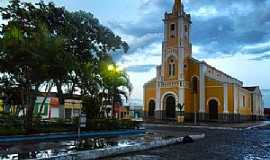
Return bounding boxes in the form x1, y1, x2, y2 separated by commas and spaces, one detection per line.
170, 23, 176, 38
191, 76, 198, 94
168, 57, 176, 77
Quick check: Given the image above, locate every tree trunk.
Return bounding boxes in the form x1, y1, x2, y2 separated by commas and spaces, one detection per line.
38, 82, 53, 114
25, 84, 39, 131
56, 80, 64, 105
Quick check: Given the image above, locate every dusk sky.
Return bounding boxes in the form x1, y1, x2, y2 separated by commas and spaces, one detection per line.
1, 0, 270, 107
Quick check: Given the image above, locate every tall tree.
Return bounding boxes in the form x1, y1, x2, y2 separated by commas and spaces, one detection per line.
0, 0, 130, 128
0, 0, 67, 129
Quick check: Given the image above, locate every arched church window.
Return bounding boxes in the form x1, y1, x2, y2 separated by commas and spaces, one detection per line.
170, 23, 176, 38
185, 25, 188, 32
191, 76, 198, 94
184, 25, 188, 40
168, 57, 176, 77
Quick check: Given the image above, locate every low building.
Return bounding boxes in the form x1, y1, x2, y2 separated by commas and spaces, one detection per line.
113, 102, 129, 119
129, 105, 143, 121
264, 108, 270, 120
33, 96, 60, 119
64, 99, 82, 119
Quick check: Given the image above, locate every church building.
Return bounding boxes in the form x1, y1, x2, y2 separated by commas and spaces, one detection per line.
143, 0, 264, 122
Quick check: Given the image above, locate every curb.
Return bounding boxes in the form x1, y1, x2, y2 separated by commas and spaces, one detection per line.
143, 122, 270, 131
35, 134, 205, 160
0, 130, 145, 143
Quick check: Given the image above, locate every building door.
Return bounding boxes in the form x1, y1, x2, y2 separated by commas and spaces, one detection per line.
209, 99, 218, 120
166, 96, 176, 119
148, 100, 155, 117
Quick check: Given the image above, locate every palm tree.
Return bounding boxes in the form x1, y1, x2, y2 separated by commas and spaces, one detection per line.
100, 63, 132, 118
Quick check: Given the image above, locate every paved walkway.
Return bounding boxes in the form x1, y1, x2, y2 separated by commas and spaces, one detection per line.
106, 122, 270, 160
143, 121, 270, 131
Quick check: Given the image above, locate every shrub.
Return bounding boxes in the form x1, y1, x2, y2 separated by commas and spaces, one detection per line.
85, 119, 140, 131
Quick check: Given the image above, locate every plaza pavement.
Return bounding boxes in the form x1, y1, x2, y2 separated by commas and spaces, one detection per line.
143, 120, 270, 131
105, 121, 270, 160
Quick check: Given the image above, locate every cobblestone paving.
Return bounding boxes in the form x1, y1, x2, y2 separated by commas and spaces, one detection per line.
104, 124, 270, 160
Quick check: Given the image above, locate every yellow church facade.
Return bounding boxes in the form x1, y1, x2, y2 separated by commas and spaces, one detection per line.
143, 0, 264, 122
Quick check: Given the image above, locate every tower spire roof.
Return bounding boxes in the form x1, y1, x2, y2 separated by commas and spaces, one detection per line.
173, 0, 182, 14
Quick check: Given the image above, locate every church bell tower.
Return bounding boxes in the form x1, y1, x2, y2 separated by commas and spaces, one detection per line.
161, 0, 192, 82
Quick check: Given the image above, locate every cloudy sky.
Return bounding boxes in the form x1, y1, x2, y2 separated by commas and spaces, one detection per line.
1, 0, 270, 107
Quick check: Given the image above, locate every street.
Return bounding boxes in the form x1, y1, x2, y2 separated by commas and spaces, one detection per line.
105, 123, 270, 160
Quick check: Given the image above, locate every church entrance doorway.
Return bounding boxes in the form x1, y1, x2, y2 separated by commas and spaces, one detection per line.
209, 99, 218, 120
165, 95, 176, 119
148, 100, 155, 118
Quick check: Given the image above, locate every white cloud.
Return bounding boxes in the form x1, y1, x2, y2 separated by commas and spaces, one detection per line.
116, 37, 162, 103
192, 5, 219, 18
241, 40, 270, 54
117, 38, 162, 68
127, 67, 156, 103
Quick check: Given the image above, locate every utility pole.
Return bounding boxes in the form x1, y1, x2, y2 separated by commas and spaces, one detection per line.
194, 93, 197, 125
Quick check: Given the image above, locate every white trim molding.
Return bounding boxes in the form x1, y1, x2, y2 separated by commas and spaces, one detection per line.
199, 63, 206, 113
233, 84, 239, 114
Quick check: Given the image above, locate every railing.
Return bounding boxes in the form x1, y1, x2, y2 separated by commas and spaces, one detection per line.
159, 80, 185, 88
205, 66, 242, 85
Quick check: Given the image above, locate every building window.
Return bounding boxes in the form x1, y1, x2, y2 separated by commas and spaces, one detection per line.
170, 23, 176, 38
171, 24, 175, 31
169, 64, 176, 77
240, 95, 245, 108
168, 58, 176, 77
243, 96, 245, 107
185, 25, 188, 32
184, 25, 188, 40
192, 76, 198, 94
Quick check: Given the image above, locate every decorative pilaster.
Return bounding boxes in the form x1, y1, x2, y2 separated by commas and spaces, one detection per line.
233, 84, 239, 114
177, 45, 185, 110
155, 82, 160, 111
155, 67, 161, 120
164, 20, 167, 42
199, 63, 206, 113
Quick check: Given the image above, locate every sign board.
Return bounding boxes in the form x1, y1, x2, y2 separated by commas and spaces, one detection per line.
80, 113, 87, 128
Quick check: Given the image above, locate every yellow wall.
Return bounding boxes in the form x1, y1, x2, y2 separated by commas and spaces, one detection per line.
183, 59, 200, 113
185, 88, 199, 113
228, 85, 234, 113
144, 85, 156, 112
239, 88, 252, 115
205, 78, 224, 113
0, 99, 3, 112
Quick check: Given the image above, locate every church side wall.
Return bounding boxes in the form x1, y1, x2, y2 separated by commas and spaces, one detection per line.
238, 88, 252, 121
184, 59, 200, 120
143, 85, 156, 119
205, 78, 224, 114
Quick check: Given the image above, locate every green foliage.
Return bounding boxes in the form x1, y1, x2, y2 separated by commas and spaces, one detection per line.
0, 0, 131, 129
177, 103, 184, 112
82, 96, 101, 119
85, 119, 139, 131
0, 112, 25, 135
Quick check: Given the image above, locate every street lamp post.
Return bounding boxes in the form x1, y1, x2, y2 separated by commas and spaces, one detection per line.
107, 64, 122, 119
